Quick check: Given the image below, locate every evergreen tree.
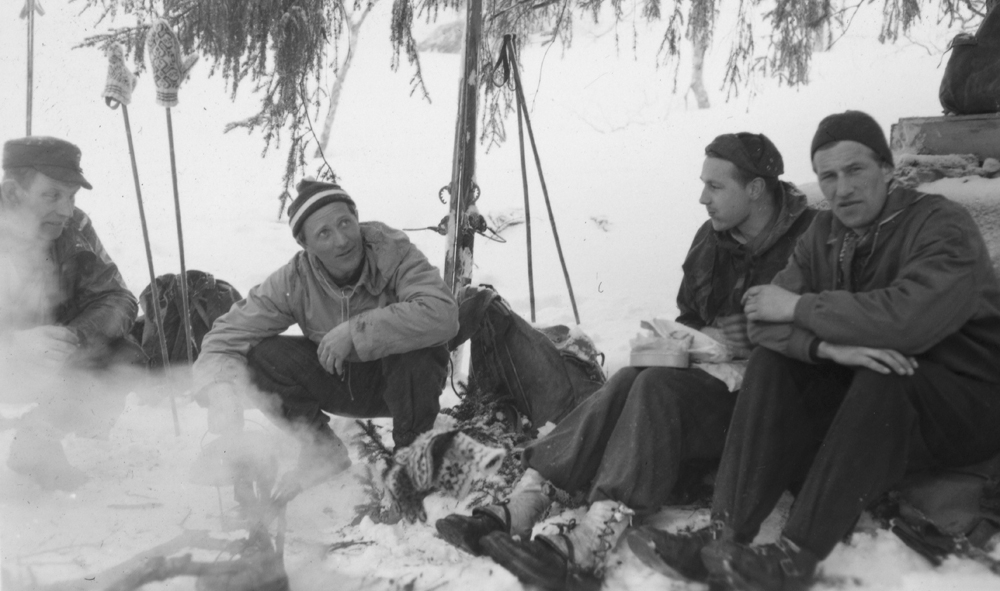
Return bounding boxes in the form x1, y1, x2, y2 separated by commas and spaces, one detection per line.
77, 0, 994, 201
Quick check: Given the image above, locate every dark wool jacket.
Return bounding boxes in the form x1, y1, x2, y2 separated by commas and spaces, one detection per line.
677, 181, 818, 330
52, 208, 138, 346
750, 184, 1000, 384
0, 207, 136, 346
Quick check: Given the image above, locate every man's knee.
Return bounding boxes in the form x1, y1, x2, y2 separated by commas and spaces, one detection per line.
385, 345, 450, 378
847, 369, 914, 408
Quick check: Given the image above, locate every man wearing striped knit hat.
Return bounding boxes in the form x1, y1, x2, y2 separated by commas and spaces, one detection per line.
194, 179, 458, 493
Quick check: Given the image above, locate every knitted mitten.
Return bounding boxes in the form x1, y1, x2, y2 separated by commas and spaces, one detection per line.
102, 44, 137, 107
146, 18, 198, 107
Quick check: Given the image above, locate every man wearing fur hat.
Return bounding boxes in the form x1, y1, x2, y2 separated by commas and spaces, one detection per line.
641, 111, 1000, 590
436, 133, 817, 589
0, 136, 144, 491
194, 180, 459, 491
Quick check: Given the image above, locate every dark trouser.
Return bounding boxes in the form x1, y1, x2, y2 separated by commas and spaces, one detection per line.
522, 365, 737, 517
25, 336, 148, 438
712, 347, 1000, 558
246, 336, 449, 448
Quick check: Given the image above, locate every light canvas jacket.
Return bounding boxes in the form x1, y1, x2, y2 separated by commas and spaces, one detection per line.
195, 221, 459, 388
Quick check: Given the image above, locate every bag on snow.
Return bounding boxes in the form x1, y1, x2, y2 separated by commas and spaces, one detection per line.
939, 4, 1000, 115
890, 453, 1000, 565
449, 284, 606, 429
132, 270, 242, 368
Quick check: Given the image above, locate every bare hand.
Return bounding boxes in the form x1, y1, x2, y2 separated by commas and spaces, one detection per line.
10, 326, 79, 368
206, 383, 245, 435
817, 342, 919, 376
318, 323, 353, 376
742, 285, 800, 323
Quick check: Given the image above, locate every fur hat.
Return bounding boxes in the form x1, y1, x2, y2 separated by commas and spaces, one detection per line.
705, 133, 784, 179
810, 110, 894, 167
287, 179, 357, 237
3, 136, 93, 190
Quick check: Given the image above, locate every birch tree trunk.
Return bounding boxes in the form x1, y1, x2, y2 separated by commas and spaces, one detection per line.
315, 3, 376, 157
690, 30, 711, 109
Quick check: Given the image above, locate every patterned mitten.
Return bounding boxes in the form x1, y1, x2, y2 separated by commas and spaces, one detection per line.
102, 44, 137, 107
146, 18, 198, 107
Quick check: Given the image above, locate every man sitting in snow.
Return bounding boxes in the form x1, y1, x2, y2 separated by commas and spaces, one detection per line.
194, 179, 459, 493
435, 132, 817, 589
0, 136, 145, 491
640, 110, 1000, 590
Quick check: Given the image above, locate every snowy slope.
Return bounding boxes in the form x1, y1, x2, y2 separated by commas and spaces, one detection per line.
2, 2, 1000, 590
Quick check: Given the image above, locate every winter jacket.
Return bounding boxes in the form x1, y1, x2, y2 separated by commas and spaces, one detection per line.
0, 207, 137, 347
676, 181, 818, 330
749, 184, 1000, 384
195, 221, 459, 388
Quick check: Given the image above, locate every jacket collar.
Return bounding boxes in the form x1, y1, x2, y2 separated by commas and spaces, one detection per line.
718, 180, 809, 255
826, 181, 925, 244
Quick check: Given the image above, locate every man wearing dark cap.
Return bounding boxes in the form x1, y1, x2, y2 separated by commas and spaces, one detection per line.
435, 132, 817, 589
640, 111, 1000, 590
1, 136, 144, 491
193, 179, 459, 493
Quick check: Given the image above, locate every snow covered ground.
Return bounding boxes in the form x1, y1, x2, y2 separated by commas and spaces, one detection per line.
2, 2, 1000, 590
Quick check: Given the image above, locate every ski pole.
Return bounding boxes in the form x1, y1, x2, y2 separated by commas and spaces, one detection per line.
164, 108, 195, 366
103, 44, 180, 435
508, 38, 580, 325
148, 18, 199, 366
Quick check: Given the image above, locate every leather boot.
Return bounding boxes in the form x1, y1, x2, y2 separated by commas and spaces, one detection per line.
436, 468, 554, 555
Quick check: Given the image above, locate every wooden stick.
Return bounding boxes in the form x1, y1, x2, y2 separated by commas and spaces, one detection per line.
164, 108, 196, 366
120, 103, 180, 436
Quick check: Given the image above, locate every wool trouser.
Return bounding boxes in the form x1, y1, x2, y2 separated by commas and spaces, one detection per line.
712, 347, 1000, 558
246, 336, 449, 448
521, 365, 737, 517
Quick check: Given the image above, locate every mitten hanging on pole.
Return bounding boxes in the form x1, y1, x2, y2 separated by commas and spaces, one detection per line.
103, 44, 181, 436
146, 18, 198, 108
147, 18, 197, 367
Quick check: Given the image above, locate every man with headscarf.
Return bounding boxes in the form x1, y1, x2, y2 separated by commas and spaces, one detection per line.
435, 132, 818, 590
636, 111, 1000, 591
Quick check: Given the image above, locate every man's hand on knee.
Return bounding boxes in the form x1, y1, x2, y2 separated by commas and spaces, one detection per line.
816, 342, 918, 376
205, 383, 245, 434
9, 325, 79, 369
318, 322, 354, 376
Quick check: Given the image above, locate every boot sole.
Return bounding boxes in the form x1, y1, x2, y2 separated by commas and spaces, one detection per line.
435, 518, 486, 556
621, 529, 695, 582
480, 532, 568, 590
701, 543, 759, 591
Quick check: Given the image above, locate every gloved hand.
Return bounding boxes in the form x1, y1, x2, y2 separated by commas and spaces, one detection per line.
146, 18, 198, 107
103, 43, 137, 107
205, 383, 245, 435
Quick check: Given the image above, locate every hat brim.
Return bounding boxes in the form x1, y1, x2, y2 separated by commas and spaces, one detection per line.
33, 165, 92, 190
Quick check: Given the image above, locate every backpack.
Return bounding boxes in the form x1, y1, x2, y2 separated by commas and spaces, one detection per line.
133, 270, 242, 368
889, 453, 1000, 567
939, 4, 1000, 115
449, 285, 606, 429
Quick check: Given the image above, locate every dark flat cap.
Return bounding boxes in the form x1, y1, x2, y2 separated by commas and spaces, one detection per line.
705, 132, 784, 178
3, 136, 93, 190
810, 110, 894, 167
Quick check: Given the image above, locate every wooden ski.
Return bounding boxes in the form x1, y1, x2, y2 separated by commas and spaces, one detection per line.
442, 0, 482, 293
